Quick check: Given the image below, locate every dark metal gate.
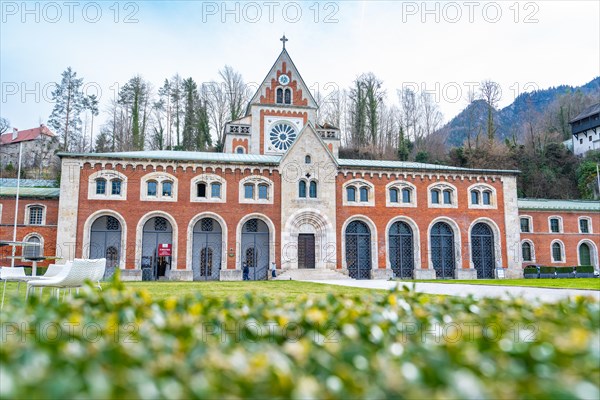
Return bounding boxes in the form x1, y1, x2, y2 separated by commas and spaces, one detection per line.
141, 217, 172, 280
298, 234, 315, 269
389, 221, 414, 279
471, 223, 495, 279
345, 221, 371, 280
241, 219, 269, 281
431, 222, 455, 279
90, 215, 121, 280
192, 218, 222, 281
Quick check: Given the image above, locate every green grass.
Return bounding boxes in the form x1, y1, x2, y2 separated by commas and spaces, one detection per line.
413, 278, 600, 290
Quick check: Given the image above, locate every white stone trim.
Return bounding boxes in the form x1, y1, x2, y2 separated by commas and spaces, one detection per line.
134, 211, 178, 270
235, 213, 276, 270
467, 218, 503, 269
550, 239, 566, 263
140, 171, 178, 202
24, 203, 46, 226
519, 215, 534, 233
467, 183, 497, 209
0, 203, 3, 224
520, 239, 536, 263
547, 215, 563, 233
238, 175, 274, 204
87, 169, 127, 201
427, 217, 463, 273
342, 179, 375, 207
427, 182, 458, 209
190, 174, 226, 203
340, 215, 379, 272
578, 216, 594, 234
186, 212, 228, 272
385, 181, 417, 208
384, 216, 421, 272
577, 239, 599, 269
281, 208, 336, 270
82, 210, 128, 269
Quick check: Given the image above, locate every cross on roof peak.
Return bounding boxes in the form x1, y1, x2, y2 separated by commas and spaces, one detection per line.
280, 35, 288, 50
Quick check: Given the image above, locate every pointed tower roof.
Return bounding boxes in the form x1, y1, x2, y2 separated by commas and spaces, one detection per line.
246, 37, 318, 114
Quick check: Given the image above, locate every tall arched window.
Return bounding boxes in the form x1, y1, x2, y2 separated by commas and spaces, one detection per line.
309, 181, 317, 198
389, 188, 399, 203
299, 180, 307, 198
552, 242, 563, 262
24, 236, 41, 259
276, 88, 283, 104
347, 186, 356, 202
360, 187, 369, 202
284, 88, 291, 104
402, 188, 412, 203
96, 178, 106, 195
522, 242, 532, 262
147, 181, 158, 197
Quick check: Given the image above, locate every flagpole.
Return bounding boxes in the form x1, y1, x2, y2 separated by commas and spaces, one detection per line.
11, 141, 22, 267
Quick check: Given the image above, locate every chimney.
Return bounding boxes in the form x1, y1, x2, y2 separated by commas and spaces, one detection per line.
12, 128, 18, 141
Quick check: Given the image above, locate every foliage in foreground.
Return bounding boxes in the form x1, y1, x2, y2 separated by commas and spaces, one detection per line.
1, 281, 599, 399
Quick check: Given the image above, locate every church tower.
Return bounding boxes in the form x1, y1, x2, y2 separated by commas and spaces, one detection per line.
223, 36, 340, 157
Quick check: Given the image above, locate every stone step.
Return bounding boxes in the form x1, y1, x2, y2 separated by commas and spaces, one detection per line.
274, 268, 353, 281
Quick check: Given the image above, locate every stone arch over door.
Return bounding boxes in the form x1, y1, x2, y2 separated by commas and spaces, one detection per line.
135, 211, 178, 273
341, 215, 379, 277
187, 212, 228, 276
385, 216, 421, 278
470, 222, 496, 279
190, 215, 224, 281
82, 210, 127, 270
577, 239, 599, 269
235, 213, 276, 276
282, 208, 336, 270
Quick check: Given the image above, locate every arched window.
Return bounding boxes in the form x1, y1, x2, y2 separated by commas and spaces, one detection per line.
284, 88, 291, 104
431, 189, 440, 204
482, 191, 491, 205
197, 183, 207, 198
471, 191, 480, 205
309, 181, 317, 198
299, 180, 307, 198
28, 206, 44, 225
347, 186, 356, 202
360, 187, 369, 202
211, 183, 221, 199
276, 88, 283, 104
402, 188, 411, 203
305, 155, 311, 164
147, 181, 158, 197
579, 243, 592, 266
258, 184, 269, 200
24, 236, 41, 259
389, 188, 399, 203
522, 242, 532, 262
550, 218, 561, 233
162, 181, 173, 197
111, 179, 122, 196
244, 183, 254, 199
552, 242, 563, 262
96, 178, 106, 195
443, 190, 452, 205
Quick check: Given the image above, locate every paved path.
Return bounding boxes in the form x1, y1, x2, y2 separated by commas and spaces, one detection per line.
303, 280, 600, 302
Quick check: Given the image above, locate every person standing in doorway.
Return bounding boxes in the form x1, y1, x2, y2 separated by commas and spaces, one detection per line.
242, 261, 249, 281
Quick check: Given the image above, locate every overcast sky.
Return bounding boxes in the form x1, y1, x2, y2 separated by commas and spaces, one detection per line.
1, 1, 599, 132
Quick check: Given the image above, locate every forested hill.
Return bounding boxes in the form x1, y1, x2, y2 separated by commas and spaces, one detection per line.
439, 77, 600, 147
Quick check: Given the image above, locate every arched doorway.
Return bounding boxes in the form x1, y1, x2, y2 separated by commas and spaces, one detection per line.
141, 217, 173, 280
389, 221, 414, 279
90, 215, 122, 280
192, 218, 222, 281
345, 220, 371, 280
431, 222, 455, 279
579, 243, 592, 266
471, 222, 495, 279
241, 219, 269, 281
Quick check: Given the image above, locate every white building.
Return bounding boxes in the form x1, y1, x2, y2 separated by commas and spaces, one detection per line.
570, 103, 600, 156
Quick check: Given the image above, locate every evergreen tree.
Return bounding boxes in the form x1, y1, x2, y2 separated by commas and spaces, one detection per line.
182, 78, 198, 150
48, 67, 86, 151
397, 126, 410, 161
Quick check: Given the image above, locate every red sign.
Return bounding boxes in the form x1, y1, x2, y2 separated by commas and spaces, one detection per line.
158, 244, 172, 257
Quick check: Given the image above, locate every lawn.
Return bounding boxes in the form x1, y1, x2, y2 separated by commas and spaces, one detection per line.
413, 278, 600, 290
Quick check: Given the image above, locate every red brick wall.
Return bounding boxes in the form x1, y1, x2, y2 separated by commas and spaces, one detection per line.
335, 173, 509, 271
520, 210, 600, 267
0, 197, 58, 267
260, 61, 309, 107
75, 163, 281, 271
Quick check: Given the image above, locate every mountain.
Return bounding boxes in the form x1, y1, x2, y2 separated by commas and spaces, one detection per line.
438, 77, 600, 147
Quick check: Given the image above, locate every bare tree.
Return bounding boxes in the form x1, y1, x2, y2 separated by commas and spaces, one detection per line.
0, 117, 9, 135
219, 65, 251, 122
202, 82, 228, 150
479, 80, 502, 141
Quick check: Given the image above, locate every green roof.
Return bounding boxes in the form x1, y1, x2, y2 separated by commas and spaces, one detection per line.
0, 187, 60, 198
518, 198, 600, 212
58, 150, 519, 175
58, 151, 281, 165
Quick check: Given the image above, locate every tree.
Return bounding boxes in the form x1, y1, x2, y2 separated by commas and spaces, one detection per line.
182, 77, 199, 150
48, 67, 87, 151
0, 117, 9, 135
203, 82, 228, 151
170, 75, 184, 148
94, 127, 112, 152
479, 80, 501, 141
83, 94, 99, 152
219, 65, 250, 121
118, 76, 152, 150
397, 126, 410, 161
